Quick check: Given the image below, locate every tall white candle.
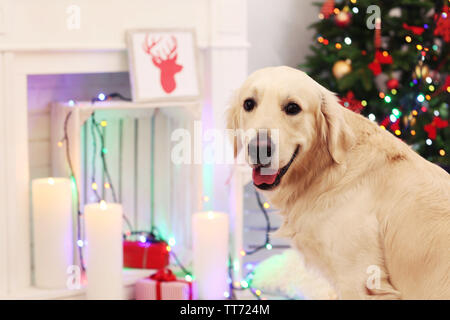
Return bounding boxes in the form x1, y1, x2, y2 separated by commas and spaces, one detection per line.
32, 177, 73, 289
192, 211, 229, 299
85, 201, 123, 300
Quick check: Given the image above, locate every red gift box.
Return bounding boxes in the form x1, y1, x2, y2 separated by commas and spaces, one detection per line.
123, 240, 169, 269
135, 268, 195, 300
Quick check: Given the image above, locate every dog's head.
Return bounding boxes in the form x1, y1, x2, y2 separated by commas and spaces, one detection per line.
227, 66, 354, 191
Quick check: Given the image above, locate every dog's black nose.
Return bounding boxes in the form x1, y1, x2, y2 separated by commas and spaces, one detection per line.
248, 134, 274, 166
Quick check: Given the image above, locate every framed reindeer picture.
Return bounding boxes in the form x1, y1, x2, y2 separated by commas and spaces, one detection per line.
127, 29, 200, 102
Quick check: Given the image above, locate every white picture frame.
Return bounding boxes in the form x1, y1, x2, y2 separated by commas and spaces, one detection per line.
127, 29, 200, 103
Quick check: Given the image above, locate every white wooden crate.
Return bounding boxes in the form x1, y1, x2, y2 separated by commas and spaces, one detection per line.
50, 100, 202, 254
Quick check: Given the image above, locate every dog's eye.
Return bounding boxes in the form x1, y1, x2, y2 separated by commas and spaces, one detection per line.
243, 98, 256, 112
284, 103, 301, 115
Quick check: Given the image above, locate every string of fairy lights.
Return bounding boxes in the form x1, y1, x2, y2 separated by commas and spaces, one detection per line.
59, 92, 280, 300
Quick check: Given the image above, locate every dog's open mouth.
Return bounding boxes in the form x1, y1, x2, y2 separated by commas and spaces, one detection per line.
252, 146, 299, 190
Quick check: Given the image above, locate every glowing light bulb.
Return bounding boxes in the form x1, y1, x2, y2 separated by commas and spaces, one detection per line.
394, 130, 401, 136
185, 274, 193, 282
410, 130, 416, 136
352, 7, 359, 14
392, 108, 400, 117
77, 240, 84, 247
57, 141, 63, 148
240, 280, 249, 288
412, 110, 418, 116
255, 289, 262, 296
168, 237, 176, 246
361, 100, 367, 107
139, 235, 147, 243
368, 114, 376, 121
265, 243, 273, 250
102, 148, 108, 154
68, 100, 75, 107
439, 149, 445, 156
335, 43, 342, 50
98, 93, 106, 101
91, 182, 98, 190
426, 139, 432, 146
405, 36, 412, 43
100, 120, 108, 127
390, 115, 397, 123
263, 202, 270, 209
416, 44, 423, 50
425, 77, 432, 84
434, 110, 440, 116
104, 182, 111, 189
417, 94, 425, 102
224, 292, 230, 298
384, 95, 392, 103
207, 211, 214, 219
429, 85, 435, 92
166, 245, 172, 252
240, 250, 246, 256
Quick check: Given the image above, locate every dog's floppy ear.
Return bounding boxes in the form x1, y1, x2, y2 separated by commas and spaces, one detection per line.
226, 92, 243, 158
319, 87, 355, 164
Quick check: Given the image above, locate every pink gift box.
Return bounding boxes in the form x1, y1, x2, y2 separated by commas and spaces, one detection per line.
135, 269, 196, 300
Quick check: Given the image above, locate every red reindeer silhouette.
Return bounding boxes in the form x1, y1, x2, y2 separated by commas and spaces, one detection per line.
142, 35, 183, 94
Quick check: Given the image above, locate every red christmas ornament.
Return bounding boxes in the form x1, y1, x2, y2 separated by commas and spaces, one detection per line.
434, 5, 450, 43
380, 116, 390, 128
387, 78, 399, 90
320, 0, 335, 19
339, 91, 363, 113
375, 50, 393, 64
402, 23, 425, 35
368, 60, 382, 75
368, 50, 393, 76
390, 119, 400, 132
424, 116, 449, 139
335, 11, 351, 27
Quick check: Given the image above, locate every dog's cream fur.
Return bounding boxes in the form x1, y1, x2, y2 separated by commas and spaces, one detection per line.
227, 66, 450, 299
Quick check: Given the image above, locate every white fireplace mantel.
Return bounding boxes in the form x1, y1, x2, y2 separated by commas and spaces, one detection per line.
0, 0, 248, 298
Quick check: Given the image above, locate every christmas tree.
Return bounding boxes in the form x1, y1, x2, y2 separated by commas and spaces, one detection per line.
302, 0, 449, 169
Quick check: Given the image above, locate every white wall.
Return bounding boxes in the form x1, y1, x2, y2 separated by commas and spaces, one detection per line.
247, 0, 318, 73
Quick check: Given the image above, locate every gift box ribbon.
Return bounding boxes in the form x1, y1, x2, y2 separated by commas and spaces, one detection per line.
149, 268, 193, 300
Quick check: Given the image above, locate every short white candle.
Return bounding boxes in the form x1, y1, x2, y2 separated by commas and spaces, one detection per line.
192, 211, 229, 299
32, 177, 73, 289
85, 201, 123, 299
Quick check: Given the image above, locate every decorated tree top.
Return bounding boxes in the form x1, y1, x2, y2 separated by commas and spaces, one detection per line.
302, 0, 449, 169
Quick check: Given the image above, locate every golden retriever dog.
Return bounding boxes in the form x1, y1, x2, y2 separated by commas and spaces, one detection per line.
226, 66, 450, 300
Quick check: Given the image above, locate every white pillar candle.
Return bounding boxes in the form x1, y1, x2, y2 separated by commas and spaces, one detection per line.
192, 211, 229, 299
32, 177, 73, 289
85, 201, 123, 300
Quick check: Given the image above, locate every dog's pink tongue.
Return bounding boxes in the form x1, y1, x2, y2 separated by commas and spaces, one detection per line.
252, 167, 278, 186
